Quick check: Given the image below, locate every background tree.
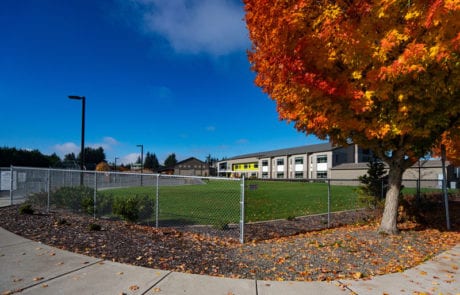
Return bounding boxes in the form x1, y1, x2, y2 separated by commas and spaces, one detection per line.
205, 154, 218, 167
144, 152, 160, 171
164, 153, 177, 167
245, 0, 460, 234
63, 153, 78, 168
0, 147, 58, 167
48, 153, 63, 168
78, 147, 106, 170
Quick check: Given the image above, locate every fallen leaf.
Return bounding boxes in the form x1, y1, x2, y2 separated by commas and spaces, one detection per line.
42, 283, 48, 288
33, 277, 44, 281
153, 288, 161, 292
129, 285, 139, 291
353, 272, 363, 279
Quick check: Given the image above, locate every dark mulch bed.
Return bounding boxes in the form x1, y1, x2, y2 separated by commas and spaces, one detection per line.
0, 204, 459, 281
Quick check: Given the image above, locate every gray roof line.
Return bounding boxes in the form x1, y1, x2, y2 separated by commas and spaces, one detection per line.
227, 142, 336, 160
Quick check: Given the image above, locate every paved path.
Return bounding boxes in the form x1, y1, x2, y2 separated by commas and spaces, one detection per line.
1, 227, 459, 295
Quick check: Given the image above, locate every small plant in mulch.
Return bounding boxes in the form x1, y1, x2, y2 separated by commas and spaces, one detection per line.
56, 218, 70, 226
88, 223, 102, 231
19, 203, 34, 215
286, 215, 296, 221
212, 220, 230, 230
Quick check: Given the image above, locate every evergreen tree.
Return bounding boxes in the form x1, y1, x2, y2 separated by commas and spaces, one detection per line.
164, 153, 177, 167
77, 147, 106, 170
358, 157, 387, 208
144, 152, 160, 171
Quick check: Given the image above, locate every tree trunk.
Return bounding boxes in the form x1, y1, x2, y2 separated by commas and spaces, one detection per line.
378, 159, 405, 234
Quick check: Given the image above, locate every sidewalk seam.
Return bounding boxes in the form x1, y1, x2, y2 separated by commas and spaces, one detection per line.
336, 280, 359, 295
141, 271, 173, 295
12, 259, 104, 294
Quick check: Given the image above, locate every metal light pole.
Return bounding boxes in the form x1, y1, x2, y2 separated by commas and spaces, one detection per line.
137, 144, 144, 186
68, 95, 86, 186
114, 157, 119, 171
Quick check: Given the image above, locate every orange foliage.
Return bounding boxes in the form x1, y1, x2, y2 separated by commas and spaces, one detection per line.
95, 162, 110, 172
433, 129, 460, 166
244, 0, 460, 162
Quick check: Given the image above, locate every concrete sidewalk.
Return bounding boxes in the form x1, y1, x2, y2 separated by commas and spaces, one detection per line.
1, 227, 459, 295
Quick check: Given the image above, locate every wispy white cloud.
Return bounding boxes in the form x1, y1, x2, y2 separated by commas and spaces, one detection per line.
120, 0, 249, 56
52, 137, 120, 158
53, 142, 80, 157
120, 153, 140, 165
89, 136, 120, 151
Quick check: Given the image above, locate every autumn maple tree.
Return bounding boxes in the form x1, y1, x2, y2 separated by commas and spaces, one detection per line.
244, 0, 460, 234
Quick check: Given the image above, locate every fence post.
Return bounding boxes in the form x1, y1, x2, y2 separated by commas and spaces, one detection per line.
9, 166, 13, 205
93, 172, 97, 219
47, 169, 51, 213
327, 179, 331, 228
441, 145, 451, 230
239, 176, 245, 244
155, 174, 159, 228
416, 179, 420, 208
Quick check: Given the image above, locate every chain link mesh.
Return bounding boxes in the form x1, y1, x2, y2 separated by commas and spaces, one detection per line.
1, 167, 458, 242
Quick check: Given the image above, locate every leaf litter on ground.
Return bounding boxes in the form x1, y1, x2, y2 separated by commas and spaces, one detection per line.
0, 205, 459, 282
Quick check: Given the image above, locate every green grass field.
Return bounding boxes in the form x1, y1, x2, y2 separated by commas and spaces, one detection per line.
98, 180, 363, 225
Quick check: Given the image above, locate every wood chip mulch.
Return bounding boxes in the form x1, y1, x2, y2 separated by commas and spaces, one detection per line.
1, 205, 459, 281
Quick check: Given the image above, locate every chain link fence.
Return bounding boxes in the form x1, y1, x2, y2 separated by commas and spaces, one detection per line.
1, 166, 458, 242
1, 166, 244, 241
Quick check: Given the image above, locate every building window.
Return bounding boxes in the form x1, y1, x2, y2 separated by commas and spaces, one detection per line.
262, 160, 268, 166
277, 159, 284, 165
262, 172, 268, 178
295, 157, 303, 164
295, 171, 303, 178
317, 155, 327, 163
277, 172, 284, 178
317, 171, 327, 179
219, 162, 227, 170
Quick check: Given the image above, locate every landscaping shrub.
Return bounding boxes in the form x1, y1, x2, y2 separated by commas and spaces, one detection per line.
52, 186, 95, 214
27, 192, 48, 208
398, 192, 457, 227
19, 203, 34, 215
112, 194, 153, 222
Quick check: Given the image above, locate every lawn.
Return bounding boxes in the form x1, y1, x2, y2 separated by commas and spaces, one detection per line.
245, 180, 361, 222
98, 179, 363, 226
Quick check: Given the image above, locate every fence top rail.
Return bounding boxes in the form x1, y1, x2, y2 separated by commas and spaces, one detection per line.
2, 166, 242, 182
2, 166, 454, 183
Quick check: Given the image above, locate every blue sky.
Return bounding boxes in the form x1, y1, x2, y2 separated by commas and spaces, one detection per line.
0, 0, 323, 165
